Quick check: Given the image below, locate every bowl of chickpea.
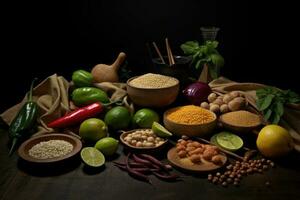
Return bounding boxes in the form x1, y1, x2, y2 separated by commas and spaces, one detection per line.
120, 129, 168, 151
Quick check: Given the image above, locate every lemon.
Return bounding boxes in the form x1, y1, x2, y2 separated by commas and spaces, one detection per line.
132, 108, 159, 128
104, 106, 131, 130
79, 118, 108, 143
257, 125, 294, 158
152, 122, 172, 138
95, 137, 119, 156
80, 147, 105, 167
215, 132, 243, 151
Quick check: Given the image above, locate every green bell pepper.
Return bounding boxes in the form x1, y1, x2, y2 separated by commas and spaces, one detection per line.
72, 87, 110, 106
72, 70, 93, 87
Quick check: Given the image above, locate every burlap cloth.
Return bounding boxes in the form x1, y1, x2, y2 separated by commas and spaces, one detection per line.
209, 77, 300, 152
1, 75, 299, 152
0, 74, 133, 136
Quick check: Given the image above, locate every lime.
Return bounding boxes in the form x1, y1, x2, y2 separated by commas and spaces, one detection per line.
95, 137, 119, 156
152, 122, 172, 138
215, 132, 243, 151
104, 106, 131, 130
79, 118, 108, 143
210, 134, 218, 146
80, 147, 105, 167
132, 108, 159, 128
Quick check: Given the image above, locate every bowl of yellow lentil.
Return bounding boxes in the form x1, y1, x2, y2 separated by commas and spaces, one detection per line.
126, 73, 180, 107
163, 105, 217, 137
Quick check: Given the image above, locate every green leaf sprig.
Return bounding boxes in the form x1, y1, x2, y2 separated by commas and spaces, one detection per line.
180, 40, 224, 79
256, 87, 300, 124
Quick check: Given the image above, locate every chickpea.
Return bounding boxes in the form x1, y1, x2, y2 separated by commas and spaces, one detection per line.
144, 142, 154, 147
147, 136, 154, 142
136, 141, 143, 147
141, 135, 147, 140
131, 140, 137, 146
124, 136, 132, 142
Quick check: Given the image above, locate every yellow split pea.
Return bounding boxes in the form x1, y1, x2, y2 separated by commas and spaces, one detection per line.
166, 105, 215, 125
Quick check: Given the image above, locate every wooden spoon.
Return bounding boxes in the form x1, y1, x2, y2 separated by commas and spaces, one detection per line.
91, 52, 126, 83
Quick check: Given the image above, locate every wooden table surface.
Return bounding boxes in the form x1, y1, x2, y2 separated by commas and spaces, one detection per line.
1, 129, 299, 200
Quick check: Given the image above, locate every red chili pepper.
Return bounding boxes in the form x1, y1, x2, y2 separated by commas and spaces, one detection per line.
47, 102, 103, 128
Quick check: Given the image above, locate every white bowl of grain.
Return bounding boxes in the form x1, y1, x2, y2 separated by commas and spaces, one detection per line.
126, 73, 180, 107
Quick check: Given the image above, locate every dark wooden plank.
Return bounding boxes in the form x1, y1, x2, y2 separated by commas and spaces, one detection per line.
1, 129, 300, 200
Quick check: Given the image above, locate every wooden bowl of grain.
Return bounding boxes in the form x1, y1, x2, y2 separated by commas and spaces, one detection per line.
18, 133, 82, 163
219, 110, 263, 133
126, 73, 180, 107
163, 105, 217, 137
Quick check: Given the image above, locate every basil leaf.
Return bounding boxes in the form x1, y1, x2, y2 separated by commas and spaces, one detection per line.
286, 90, 300, 103
181, 41, 200, 55
263, 109, 272, 121
256, 98, 265, 110
195, 60, 202, 69
274, 101, 284, 116
256, 88, 268, 99
271, 113, 281, 124
259, 94, 275, 111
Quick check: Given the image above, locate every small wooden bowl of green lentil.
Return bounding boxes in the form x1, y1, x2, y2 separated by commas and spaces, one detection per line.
126, 73, 180, 107
18, 133, 82, 163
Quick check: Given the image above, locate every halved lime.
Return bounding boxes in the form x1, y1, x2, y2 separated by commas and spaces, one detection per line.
80, 147, 105, 167
152, 122, 172, 138
215, 132, 243, 151
210, 134, 218, 146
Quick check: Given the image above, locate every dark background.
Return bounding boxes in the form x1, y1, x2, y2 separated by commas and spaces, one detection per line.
2, 0, 298, 112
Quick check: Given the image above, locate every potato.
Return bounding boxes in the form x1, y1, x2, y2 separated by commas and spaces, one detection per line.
208, 93, 217, 103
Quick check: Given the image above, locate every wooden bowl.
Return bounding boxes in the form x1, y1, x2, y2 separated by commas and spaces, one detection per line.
120, 129, 168, 151
18, 133, 82, 163
219, 112, 263, 133
167, 147, 227, 172
163, 107, 217, 137
126, 76, 180, 107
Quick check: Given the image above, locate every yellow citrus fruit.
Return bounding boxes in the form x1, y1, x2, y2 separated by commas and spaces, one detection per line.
256, 125, 294, 158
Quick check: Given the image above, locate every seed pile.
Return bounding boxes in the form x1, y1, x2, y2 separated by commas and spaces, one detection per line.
207, 158, 275, 187
28, 140, 73, 159
129, 73, 178, 88
221, 110, 261, 127
166, 105, 215, 125
123, 129, 165, 148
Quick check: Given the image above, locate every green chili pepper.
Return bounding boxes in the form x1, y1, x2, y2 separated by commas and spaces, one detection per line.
72, 70, 93, 87
8, 79, 38, 155
72, 87, 110, 106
